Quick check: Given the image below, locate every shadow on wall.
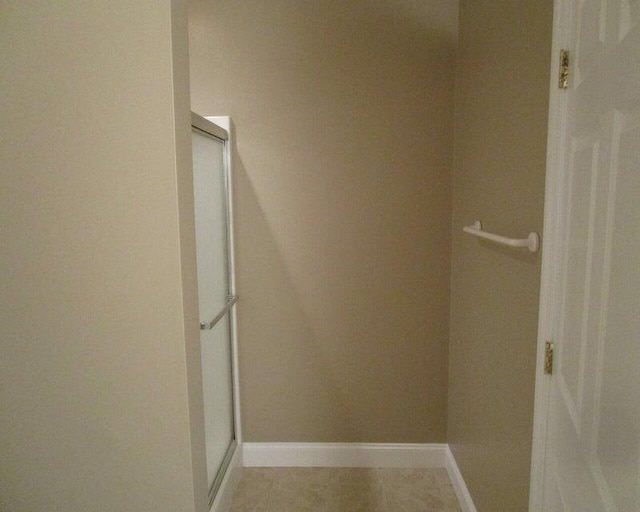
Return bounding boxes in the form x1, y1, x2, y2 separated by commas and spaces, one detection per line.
189, 0, 457, 443
232, 151, 362, 441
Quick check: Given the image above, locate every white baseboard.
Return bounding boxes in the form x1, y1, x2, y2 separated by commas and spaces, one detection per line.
445, 446, 478, 512
242, 442, 448, 468
240, 442, 477, 512
209, 444, 243, 512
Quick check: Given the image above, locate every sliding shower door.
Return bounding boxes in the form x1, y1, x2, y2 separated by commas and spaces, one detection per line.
191, 113, 237, 506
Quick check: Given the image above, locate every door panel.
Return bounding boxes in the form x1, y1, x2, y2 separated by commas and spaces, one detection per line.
191, 124, 236, 493
540, 0, 639, 510
595, 117, 640, 510
200, 314, 235, 489
192, 129, 229, 320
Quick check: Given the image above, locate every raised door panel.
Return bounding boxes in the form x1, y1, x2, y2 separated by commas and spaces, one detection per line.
541, 0, 640, 510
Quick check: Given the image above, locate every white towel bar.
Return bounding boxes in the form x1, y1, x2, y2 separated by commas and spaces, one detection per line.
463, 220, 539, 253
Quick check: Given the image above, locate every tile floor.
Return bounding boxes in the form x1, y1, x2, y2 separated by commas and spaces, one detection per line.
229, 467, 462, 512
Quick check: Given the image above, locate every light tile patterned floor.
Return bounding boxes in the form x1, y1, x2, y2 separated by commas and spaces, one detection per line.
229, 467, 462, 512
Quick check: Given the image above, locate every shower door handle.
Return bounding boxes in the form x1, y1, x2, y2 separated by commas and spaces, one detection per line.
200, 295, 239, 331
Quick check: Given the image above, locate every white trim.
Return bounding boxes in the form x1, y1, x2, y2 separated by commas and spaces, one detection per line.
242, 442, 448, 468
239, 443, 476, 511
445, 447, 478, 512
209, 445, 243, 512
192, 112, 228, 141
529, 1, 572, 510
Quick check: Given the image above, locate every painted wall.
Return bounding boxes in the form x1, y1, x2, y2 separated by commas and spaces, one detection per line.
447, 1, 552, 510
189, 0, 457, 442
0, 2, 208, 511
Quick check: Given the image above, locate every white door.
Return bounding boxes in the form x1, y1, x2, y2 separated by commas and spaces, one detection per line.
531, 0, 640, 510
191, 117, 237, 501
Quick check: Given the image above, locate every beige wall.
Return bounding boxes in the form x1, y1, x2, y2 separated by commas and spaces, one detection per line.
448, 1, 552, 510
0, 2, 207, 511
189, 0, 457, 442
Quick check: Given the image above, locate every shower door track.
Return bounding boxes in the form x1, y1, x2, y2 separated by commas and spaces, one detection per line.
207, 440, 237, 509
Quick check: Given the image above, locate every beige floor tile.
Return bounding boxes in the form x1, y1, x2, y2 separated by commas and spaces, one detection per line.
325, 482, 388, 512
267, 481, 329, 512
324, 469, 387, 511
229, 469, 275, 512
384, 485, 459, 512
229, 467, 462, 512
328, 468, 385, 487
273, 467, 336, 489
379, 468, 443, 489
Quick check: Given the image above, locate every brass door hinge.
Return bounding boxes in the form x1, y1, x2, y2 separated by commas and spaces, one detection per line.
544, 342, 554, 375
559, 49, 570, 89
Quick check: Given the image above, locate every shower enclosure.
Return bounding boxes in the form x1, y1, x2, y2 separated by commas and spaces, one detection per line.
191, 113, 239, 508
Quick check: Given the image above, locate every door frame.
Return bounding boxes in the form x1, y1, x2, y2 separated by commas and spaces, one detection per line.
206, 115, 243, 449
528, 0, 572, 509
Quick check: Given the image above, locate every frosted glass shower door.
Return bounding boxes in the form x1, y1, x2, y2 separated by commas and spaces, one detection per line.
191, 118, 236, 501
